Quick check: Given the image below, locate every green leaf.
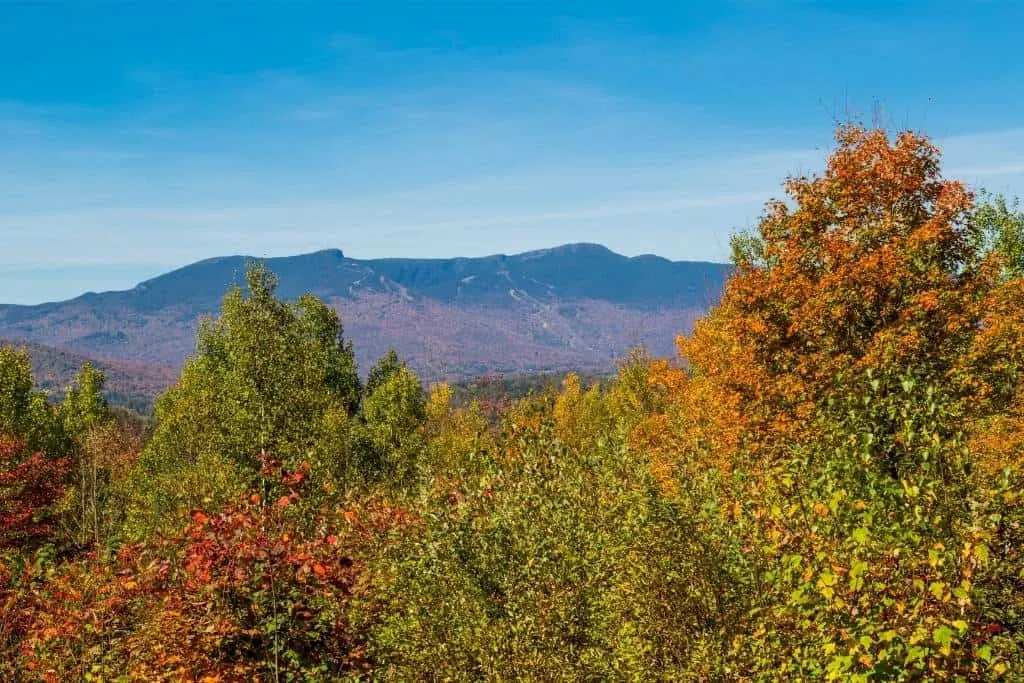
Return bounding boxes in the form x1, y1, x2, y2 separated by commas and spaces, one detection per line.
932, 625, 954, 647
974, 543, 990, 564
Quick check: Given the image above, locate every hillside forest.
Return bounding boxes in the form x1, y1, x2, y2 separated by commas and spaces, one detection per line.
2, 125, 1024, 681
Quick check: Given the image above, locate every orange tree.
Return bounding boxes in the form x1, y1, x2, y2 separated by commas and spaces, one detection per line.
681, 125, 1015, 463
640, 125, 1024, 678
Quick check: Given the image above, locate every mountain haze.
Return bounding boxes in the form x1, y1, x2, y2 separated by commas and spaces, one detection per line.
0, 244, 729, 382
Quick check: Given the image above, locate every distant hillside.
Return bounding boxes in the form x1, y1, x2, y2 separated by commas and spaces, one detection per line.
1, 338, 176, 414
0, 243, 730, 382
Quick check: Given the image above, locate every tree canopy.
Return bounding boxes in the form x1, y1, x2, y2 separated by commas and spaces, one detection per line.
2, 125, 1024, 680
126, 263, 363, 537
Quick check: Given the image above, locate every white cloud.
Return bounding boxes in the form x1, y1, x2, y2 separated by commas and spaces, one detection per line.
939, 127, 1024, 193
2, 32, 1023, 303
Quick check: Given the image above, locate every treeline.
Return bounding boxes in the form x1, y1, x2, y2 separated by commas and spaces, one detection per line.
450, 371, 610, 411
2, 125, 1024, 680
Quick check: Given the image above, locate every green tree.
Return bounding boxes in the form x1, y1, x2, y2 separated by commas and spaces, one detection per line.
0, 345, 66, 455
370, 393, 733, 680
58, 364, 117, 548
971, 192, 1024, 280
360, 359, 426, 488
125, 263, 362, 538
0, 347, 35, 441
365, 348, 403, 397
61, 364, 108, 442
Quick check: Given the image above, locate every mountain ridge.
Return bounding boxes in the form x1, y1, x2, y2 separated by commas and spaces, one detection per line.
10, 243, 726, 309
0, 243, 730, 382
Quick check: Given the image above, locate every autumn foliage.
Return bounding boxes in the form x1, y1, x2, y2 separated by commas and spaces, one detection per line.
7, 454, 401, 680
0, 440, 68, 551
670, 127, 1017, 467
2, 123, 1024, 680
635, 125, 1024, 678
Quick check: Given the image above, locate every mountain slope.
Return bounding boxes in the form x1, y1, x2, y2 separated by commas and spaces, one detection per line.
2, 338, 176, 414
0, 244, 729, 381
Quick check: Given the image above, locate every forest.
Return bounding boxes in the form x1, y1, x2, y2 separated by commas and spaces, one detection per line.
2, 125, 1023, 681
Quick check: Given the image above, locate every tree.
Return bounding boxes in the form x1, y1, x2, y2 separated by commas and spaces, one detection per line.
371, 385, 733, 680
971, 192, 1024, 281
126, 263, 363, 538
61, 364, 108, 442
0, 347, 64, 455
365, 348, 404, 397
420, 382, 497, 482
0, 347, 75, 552
360, 360, 426, 488
676, 125, 1020, 470
631, 125, 1024, 678
58, 364, 116, 548
0, 348, 34, 440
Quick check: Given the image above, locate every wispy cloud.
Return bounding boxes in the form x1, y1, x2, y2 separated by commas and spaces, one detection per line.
940, 128, 1024, 192
2, 24, 1023, 304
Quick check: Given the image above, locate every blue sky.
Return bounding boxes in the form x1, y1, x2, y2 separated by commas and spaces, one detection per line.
2, 1, 1024, 304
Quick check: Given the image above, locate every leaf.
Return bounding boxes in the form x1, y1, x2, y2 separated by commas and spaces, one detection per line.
932, 625, 954, 648
974, 542, 990, 564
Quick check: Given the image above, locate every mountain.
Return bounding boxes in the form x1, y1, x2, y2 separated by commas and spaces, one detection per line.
0, 244, 730, 384
2, 337, 176, 414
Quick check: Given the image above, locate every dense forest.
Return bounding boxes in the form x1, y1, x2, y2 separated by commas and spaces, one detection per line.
2, 125, 1024, 680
